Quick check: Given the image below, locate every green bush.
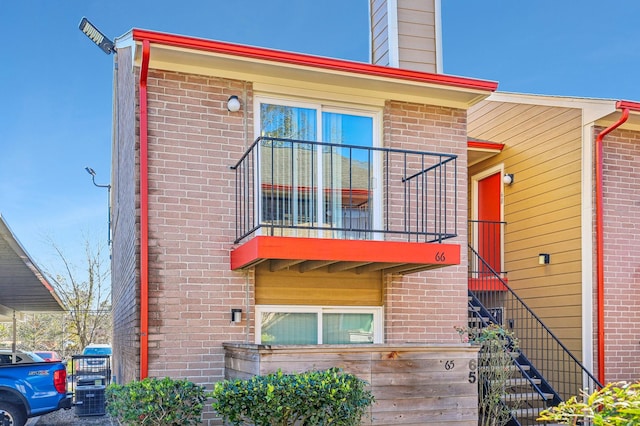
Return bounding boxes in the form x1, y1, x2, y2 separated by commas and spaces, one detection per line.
537, 381, 640, 425
211, 367, 375, 425
105, 377, 208, 425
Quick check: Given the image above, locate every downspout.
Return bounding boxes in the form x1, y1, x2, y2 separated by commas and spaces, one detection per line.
595, 102, 629, 384
139, 39, 151, 380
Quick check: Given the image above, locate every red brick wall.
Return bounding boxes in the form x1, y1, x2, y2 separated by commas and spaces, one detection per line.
115, 65, 470, 423
600, 127, 640, 382
143, 70, 253, 423
112, 46, 142, 384
382, 101, 469, 344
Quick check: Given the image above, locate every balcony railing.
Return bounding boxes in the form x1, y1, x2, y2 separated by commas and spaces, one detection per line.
231, 137, 458, 244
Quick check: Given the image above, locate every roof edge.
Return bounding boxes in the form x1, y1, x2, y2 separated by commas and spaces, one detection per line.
131, 29, 498, 93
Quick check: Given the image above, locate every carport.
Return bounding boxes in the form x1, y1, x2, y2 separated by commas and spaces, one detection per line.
0, 214, 66, 349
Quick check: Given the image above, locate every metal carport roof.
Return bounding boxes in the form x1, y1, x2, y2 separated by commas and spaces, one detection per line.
0, 214, 66, 321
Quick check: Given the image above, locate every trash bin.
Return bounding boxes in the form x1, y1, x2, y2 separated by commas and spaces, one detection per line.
75, 375, 106, 416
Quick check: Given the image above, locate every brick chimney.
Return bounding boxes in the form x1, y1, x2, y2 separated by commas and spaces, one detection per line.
370, 0, 442, 73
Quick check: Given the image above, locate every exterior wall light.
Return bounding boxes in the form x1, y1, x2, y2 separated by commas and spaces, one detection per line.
231, 309, 242, 323
538, 253, 550, 265
78, 17, 115, 55
503, 173, 514, 185
227, 95, 241, 112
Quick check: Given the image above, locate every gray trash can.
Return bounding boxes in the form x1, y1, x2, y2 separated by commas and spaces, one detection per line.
75, 375, 106, 416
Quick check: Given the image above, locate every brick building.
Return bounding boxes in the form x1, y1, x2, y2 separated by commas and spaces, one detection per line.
107, 1, 640, 424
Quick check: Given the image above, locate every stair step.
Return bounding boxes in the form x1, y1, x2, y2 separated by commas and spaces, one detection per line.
480, 363, 530, 372
502, 391, 554, 402
504, 377, 542, 387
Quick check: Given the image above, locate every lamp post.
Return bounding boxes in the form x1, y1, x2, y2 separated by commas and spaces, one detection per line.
85, 167, 111, 246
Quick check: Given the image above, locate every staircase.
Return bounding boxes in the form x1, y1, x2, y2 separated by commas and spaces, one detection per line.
467, 223, 601, 426
468, 293, 561, 425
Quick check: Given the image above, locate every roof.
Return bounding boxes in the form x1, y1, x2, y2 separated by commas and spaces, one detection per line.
115, 29, 498, 109
0, 215, 66, 320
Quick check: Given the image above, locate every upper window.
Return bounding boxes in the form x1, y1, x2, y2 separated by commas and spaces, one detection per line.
255, 98, 381, 239
256, 306, 383, 345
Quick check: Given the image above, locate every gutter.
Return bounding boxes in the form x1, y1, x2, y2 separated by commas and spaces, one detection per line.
594, 100, 632, 384
139, 39, 150, 380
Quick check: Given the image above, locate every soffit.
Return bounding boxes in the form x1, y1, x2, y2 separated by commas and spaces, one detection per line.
129, 38, 495, 109
0, 216, 66, 321
596, 109, 640, 132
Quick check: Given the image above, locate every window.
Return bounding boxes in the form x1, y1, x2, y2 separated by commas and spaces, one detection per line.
255, 97, 381, 238
256, 306, 383, 345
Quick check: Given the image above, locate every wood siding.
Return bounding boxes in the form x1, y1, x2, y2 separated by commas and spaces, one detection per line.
370, 0, 438, 73
255, 263, 383, 306
224, 343, 479, 425
468, 100, 584, 356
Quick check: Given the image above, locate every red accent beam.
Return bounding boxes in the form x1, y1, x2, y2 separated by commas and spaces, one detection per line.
467, 140, 505, 152
131, 29, 497, 93
231, 236, 460, 270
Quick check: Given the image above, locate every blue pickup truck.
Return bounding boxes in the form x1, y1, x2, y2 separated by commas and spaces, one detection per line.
0, 350, 72, 426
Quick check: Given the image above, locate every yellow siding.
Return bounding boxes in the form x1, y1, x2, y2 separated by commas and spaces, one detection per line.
255, 263, 383, 306
468, 101, 583, 357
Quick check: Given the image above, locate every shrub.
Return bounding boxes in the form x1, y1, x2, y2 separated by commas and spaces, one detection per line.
105, 377, 208, 425
211, 367, 375, 425
537, 381, 640, 425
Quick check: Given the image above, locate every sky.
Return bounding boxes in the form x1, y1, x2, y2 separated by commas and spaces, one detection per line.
0, 0, 639, 277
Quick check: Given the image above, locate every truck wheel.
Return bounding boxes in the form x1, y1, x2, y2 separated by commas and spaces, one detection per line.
0, 403, 26, 426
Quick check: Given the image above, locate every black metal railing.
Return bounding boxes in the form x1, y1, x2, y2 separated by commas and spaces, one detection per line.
467, 228, 601, 425
232, 136, 458, 244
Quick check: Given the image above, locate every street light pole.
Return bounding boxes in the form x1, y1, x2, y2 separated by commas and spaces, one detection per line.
85, 167, 111, 246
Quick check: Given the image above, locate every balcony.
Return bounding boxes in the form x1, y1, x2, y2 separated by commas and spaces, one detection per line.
230, 137, 461, 274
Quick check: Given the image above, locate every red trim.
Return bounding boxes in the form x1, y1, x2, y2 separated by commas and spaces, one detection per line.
468, 277, 508, 292
467, 140, 505, 152
139, 39, 150, 380
231, 236, 460, 270
595, 106, 629, 384
616, 100, 640, 111
131, 29, 497, 93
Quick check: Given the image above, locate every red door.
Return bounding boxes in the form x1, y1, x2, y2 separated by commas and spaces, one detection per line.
477, 172, 502, 274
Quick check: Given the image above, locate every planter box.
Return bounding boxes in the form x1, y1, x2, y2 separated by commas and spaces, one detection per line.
223, 343, 479, 425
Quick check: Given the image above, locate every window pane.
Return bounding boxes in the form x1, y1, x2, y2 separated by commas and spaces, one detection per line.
260, 103, 317, 230
323, 313, 374, 344
322, 113, 373, 239
261, 312, 318, 344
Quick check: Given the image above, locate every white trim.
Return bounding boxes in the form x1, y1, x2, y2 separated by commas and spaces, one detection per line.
386, 0, 400, 67
580, 121, 595, 377
255, 305, 384, 344
434, 0, 443, 74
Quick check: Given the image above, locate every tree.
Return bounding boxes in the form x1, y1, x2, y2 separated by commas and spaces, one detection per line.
44, 236, 111, 351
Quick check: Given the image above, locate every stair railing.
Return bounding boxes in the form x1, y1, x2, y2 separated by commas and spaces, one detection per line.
467, 239, 602, 407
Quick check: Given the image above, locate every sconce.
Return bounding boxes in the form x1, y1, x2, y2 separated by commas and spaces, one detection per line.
231, 309, 242, 323
503, 173, 514, 185
538, 253, 550, 265
227, 95, 241, 112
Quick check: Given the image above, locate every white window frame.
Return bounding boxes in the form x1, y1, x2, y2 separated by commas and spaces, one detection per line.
253, 95, 383, 237
255, 305, 384, 344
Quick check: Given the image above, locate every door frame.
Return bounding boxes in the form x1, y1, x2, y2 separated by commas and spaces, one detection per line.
470, 164, 506, 275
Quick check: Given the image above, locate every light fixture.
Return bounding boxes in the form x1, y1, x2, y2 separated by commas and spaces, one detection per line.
538, 253, 550, 265
78, 17, 115, 55
503, 173, 514, 185
231, 309, 242, 323
85, 166, 112, 246
227, 95, 241, 112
